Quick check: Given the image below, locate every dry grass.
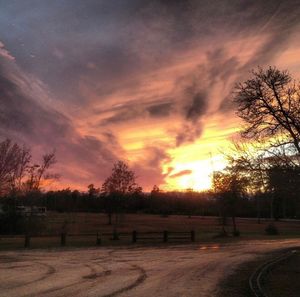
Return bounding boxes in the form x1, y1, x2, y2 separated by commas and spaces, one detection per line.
1, 212, 300, 249
43, 212, 300, 234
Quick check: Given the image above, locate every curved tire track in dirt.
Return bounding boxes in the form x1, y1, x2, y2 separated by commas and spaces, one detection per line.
1, 261, 56, 289
101, 264, 147, 297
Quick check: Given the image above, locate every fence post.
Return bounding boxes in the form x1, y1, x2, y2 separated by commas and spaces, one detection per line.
61, 233, 66, 246
24, 234, 30, 248
132, 230, 137, 243
96, 232, 101, 245
163, 230, 168, 242
191, 230, 195, 242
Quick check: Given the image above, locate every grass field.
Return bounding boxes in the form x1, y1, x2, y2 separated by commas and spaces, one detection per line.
1, 212, 300, 250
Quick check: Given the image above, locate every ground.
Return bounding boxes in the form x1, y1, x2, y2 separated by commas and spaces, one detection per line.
0, 239, 299, 297
2, 212, 300, 249
265, 251, 300, 297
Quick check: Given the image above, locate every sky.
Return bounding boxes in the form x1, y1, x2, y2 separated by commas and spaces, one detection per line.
0, 0, 300, 191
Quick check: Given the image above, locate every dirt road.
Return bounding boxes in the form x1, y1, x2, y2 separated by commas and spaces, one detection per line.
0, 239, 299, 297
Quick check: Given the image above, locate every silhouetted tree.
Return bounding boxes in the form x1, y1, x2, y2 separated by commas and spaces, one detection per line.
267, 164, 300, 219
225, 141, 269, 222
234, 67, 300, 153
151, 185, 160, 195
213, 168, 248, 236
0, 139, 31, 196
24, 151, 57, 192
101, 160, 142, 225
87, 184, 100, 198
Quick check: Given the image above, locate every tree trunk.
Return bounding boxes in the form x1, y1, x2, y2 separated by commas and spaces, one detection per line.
256, 195, 261, 224
232, 216, 237, 234
108, 213, 112, 225
282, 196, 286, 219
270, 195, 274, 220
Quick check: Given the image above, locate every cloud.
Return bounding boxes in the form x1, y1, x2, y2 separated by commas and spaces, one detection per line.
0, 41, 15, 60
100, 98, 174, 125
144, 146, 172, 168
169, 169, 192, 179
0, 52, 121, 189
147, 102, 173, 117
175, 124, 203, 147
185, 92, 208, 121
0, 1, 300, 190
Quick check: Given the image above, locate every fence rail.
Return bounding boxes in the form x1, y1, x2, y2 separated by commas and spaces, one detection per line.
0, 230, 196, 248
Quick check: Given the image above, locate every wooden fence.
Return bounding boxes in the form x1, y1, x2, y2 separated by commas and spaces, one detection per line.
132, 230, 195, 243
1, 230, 196, 248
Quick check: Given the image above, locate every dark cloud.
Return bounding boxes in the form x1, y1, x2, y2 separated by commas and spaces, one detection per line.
132, 145, 172, 188
169, 169, 192, 179
173, 48, 239, 146
101, 99, 173, 125
102, 131, 121, 147
185, 92, 208, 122
144, 146, 171, 168
0, 63, 72, 141
101, 107, 142, 125
0, 54, 120, 187
176, 124, 203, 147
1, 0, 298, 106
147, 102, 173, 117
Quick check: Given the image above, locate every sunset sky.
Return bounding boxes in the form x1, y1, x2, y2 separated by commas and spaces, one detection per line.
1, 0, 300, 191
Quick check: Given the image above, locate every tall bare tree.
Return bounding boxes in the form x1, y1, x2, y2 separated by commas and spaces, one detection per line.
234, 66, 300, 153
225, 141, 269, 221
25, 151, 57, 192
0, 139, 58, 196
0, 139, 31, 196
213, 164, 249, 235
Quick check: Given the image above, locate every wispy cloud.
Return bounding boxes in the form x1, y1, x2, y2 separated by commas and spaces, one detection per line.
0, 41, 15, 60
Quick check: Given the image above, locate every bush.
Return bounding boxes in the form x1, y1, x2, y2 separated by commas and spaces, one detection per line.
0, 206, 25, 234
265, 223, 279, 235
232, 229, 240, 237
214, 228, 228, 238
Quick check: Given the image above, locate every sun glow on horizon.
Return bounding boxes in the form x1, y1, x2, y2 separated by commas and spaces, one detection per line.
163, 155, 227, 192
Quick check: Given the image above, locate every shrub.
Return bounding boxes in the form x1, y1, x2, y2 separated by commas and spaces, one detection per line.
232, 229, 240, 237
214, 228, 228, 238
0, 207, 25, 234
265, 223, 279, 235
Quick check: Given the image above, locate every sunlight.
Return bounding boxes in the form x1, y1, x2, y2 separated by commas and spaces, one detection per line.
164, 155, 227, 191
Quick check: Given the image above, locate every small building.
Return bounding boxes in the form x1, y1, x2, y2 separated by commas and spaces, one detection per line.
16, 206, 47, 217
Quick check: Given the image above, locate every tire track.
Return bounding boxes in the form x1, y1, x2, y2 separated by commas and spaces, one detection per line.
3, 261, 56, 289
249, 250, 298, 297
101, 264, 147, 297
28, 260, 114, 296
82, 263, 112, 279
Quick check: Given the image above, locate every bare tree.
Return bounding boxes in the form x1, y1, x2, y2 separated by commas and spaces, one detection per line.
25, 151, 57, 192
234, 66, 300, 153
213, 166, 248, 236
0, 139, 31, 196
225, 141, 269, 222
10, 145, 31, 193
